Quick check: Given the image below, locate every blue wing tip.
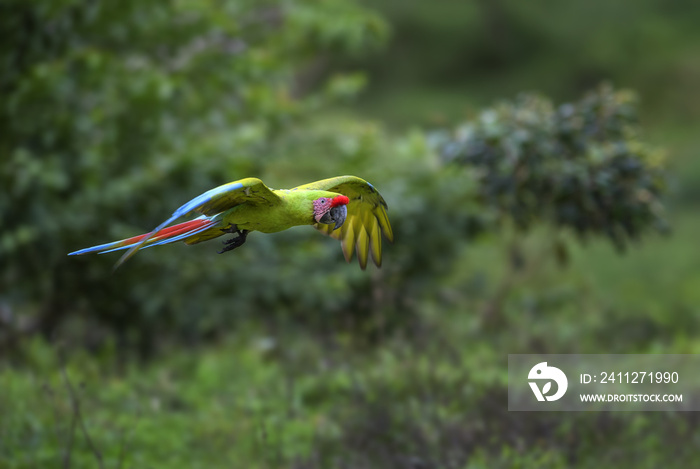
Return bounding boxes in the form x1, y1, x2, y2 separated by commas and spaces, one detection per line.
68, 240, 121, 256
174, 181, 244, 218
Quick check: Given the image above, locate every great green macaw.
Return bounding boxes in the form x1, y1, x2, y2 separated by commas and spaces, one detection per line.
69, 175, 393, 269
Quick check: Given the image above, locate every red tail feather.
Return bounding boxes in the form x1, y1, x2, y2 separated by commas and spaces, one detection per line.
123, 219, 212, 245
68, 217, 219, 257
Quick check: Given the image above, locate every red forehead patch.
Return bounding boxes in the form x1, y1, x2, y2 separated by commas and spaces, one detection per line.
331, 195, 350, 207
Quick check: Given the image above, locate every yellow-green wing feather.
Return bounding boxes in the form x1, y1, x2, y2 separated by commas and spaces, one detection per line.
296, 175, 393, 269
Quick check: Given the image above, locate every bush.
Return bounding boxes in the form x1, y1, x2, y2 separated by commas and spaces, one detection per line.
437, 84, 668, 253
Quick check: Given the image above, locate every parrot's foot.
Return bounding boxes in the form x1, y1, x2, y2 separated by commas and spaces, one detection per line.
218, 229, 249, 254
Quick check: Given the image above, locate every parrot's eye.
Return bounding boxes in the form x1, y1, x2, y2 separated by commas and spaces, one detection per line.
320, 199, 327, 204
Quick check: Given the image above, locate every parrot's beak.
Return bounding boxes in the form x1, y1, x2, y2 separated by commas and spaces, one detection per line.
331, 205, 347, 230
320, 205, 347, 230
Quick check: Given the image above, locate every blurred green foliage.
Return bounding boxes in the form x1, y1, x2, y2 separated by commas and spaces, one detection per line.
438, 85, 668, 252
1, 0, 697, 467
1, 0, 391, 352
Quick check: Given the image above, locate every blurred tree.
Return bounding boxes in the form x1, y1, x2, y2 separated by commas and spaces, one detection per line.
0, 0, 388, 355
438, 84, 668, 254
435, 85, 668, 326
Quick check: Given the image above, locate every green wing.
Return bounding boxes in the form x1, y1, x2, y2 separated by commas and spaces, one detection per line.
116, 177, 280, 267
181, 177, 281, 217
293, 175, 394, 269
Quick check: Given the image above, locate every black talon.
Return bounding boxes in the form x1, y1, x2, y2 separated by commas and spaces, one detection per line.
218, 229, 249, 254
220, 225, 239, 234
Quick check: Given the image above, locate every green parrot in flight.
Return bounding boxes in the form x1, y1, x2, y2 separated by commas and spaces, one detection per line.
69, 175, 393, 269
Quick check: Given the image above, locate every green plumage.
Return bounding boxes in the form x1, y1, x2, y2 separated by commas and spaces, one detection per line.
69, 175, 393, 270
216, 189, 339, 235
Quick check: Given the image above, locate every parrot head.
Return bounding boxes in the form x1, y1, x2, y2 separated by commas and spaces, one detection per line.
314, 195, 349, 230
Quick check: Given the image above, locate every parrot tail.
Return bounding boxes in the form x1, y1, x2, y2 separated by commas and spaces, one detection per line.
68, 216, 220, 256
